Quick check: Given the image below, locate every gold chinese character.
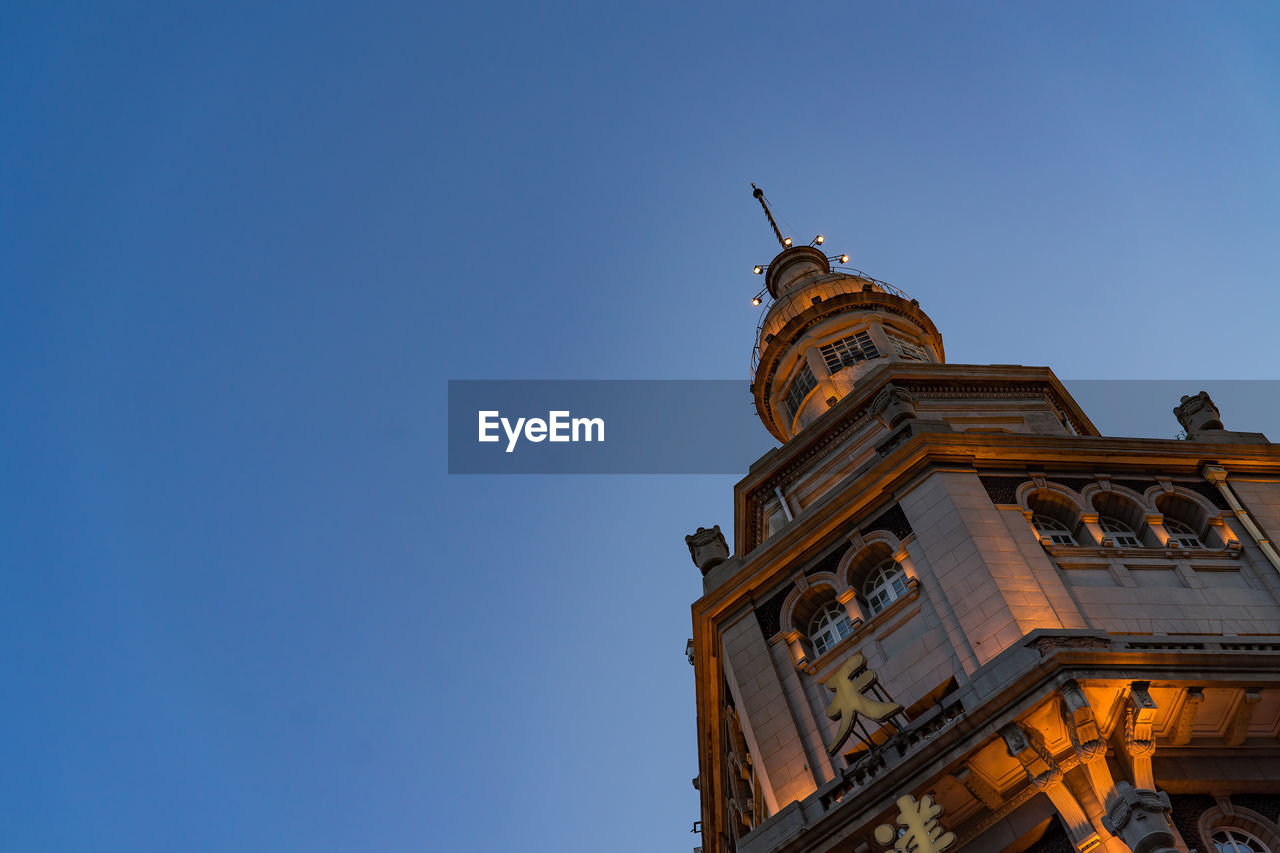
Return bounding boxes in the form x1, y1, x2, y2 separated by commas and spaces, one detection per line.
821, 652, 902, 755
875, 794, 956, 853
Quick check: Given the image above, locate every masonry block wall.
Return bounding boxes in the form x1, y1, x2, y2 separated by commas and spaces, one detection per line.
714, 463, 1280, 829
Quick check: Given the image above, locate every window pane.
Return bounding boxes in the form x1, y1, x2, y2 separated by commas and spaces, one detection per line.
819, 331, 881, 375
784, 364, 817, 419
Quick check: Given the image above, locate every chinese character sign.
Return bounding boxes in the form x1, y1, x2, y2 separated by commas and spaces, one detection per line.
821, 652, 903, 755
875, 794, 956, 853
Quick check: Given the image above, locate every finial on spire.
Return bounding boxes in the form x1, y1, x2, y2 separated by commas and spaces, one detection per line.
751, 183, 790, 249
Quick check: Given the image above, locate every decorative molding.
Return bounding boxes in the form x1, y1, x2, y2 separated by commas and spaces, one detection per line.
1126, 683, 1158, 753
1060, 680, 1105, 761
1103, 784, 1172, 835
869, 383, 917, 429
1103, 784, 1178, 853
1224, 688, 1262, 747
1125, 683, 1159, 790
686, 525, 730, 574
1169, 687, 1204, 747
1001, 723, 1060, 789
1033, 635, 1113, 656
1174, 391, 1223, 433
954, 766, 1003, 810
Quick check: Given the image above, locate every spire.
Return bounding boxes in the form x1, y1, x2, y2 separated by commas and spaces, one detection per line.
751, 183, 790, 249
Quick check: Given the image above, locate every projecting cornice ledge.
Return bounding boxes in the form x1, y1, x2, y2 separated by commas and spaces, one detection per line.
712, 429, 1280, 612
734, 412, 1280, 559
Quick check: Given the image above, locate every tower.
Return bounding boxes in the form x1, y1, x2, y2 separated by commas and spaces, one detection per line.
687, 198, 1280, 853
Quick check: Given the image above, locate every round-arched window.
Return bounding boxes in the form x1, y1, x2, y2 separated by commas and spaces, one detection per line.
1033, 514, 1077, 545
1212, 829, 1272, 853
809, 601, 854, 656
1100, 515, 1143, 547
864, 559, 909, 615
1164, 517, 1204, 548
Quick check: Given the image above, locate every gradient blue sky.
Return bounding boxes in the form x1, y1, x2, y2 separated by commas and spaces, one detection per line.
3, 3, 1279, 851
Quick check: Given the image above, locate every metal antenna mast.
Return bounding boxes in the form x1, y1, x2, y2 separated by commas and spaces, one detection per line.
751, 183, 788, 249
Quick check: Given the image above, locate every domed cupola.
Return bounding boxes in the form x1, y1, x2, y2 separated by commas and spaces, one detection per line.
747, 186, 944, 442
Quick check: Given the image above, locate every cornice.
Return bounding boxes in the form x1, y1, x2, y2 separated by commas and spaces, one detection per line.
706, 430, 1280, 624
735, 364, 1102, 550
753, 366, 1092, 475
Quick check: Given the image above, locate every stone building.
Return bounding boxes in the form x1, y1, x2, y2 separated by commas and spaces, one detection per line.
686, 237, 1280, 853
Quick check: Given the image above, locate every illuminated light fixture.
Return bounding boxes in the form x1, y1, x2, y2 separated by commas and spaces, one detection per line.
839, 254, 850, 264
752, 296, 762, 306
782, 237, 792, 247
815, 235, 824, 245
753, 265, 764, 274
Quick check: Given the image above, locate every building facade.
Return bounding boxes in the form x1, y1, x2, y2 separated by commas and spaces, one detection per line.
687, 241, 1280, 853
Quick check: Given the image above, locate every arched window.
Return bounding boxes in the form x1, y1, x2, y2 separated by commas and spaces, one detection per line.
809, 601, 854, 656
1100, 515, 1143, 547
1091, 491, 1149, 547
1157, 493, 1212, 547
784, 363, 818, 420
1164, 517, 1204, 548
1033, 514, 1077, 546
1198, 805, 1280, 853
1026, 489, 1083, 546
1212, 829, 1272, 853
863, 559, 910, 615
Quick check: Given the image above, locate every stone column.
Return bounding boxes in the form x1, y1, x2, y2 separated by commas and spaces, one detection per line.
1079, 512, 1106, 546
836, 588, 866, 625
783, 630, 809, 669
1056, 681, 1179, 853
1001, 723, 1101, 853
1145, 515, 1171, 548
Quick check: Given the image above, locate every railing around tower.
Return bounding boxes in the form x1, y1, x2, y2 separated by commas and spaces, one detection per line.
750, 267, 914, 381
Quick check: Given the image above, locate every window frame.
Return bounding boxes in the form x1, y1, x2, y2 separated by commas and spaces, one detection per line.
818, 331, 880, 374
1212, 828, 1273, 853
808, 601, 855, 656
784, 362, 817, 420
1163, 516, 1204, 548
1032, 513, 1078, 546
1099, 515, 1144, 547
887, 331, 930, 362
862, 558, 910, 616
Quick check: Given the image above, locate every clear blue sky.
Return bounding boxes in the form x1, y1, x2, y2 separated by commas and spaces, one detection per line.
3, 3, 1279, 851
